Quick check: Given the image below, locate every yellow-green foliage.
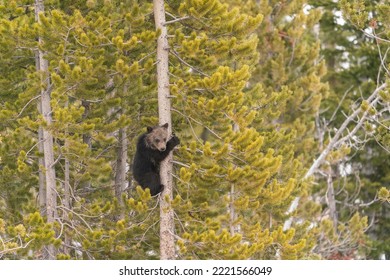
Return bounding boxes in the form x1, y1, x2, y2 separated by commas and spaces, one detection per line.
4, 0, 384, 261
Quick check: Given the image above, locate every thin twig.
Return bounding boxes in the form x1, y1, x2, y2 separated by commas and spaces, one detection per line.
15, 94, 41, 118
328, 85, 354, 125
170, 50, 210, 77
164, 16, 190, 25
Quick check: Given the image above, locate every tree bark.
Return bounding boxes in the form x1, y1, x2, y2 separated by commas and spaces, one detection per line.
63, 139, 71, 255
153, 0, 175, 260
35, 0, 57, 259
326, 165, 338, 229
34, 31, 46, 218
37, 104, 46, 216
115, 127, 128, 219
81, 100, 92, 192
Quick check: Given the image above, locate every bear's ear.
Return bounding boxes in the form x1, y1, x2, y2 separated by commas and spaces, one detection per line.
147, 126, 153, 133
161, 123, 169, 129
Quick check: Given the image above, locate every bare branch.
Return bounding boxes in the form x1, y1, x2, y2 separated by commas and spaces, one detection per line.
328, 85, 354, 124
284, 83, 387, 231
305, 83, 386, 179
334, 96, 380, 147
0, 239, 34, 257
164, 16, 190, 25
361, 29, 390, 44
15, 94, 41, 118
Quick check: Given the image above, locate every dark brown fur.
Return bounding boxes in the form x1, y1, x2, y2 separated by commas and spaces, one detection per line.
133, 123, 180, 196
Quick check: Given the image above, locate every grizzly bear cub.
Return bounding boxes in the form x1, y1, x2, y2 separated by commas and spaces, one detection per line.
133, 123, 180, 196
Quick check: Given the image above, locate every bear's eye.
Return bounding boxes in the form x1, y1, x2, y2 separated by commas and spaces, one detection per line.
155, 139, 160, 143
163, 138, 166, 142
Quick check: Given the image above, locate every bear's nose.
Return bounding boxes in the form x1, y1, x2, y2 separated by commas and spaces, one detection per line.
160, 147, 166, 151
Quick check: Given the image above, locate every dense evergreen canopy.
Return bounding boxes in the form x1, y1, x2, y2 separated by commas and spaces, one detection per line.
0, 0, 389, 260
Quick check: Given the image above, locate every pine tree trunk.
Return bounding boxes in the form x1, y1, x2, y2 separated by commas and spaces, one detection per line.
64, 147, 71, 211
37, 109, 46, 215
35, 36, 46, 218
63, 139, 71, 255
326, 165, 338, 229
35, 0, 57, 259
153, 0, 175, 260
115, 127, 128, 219
81, 100, 92, 192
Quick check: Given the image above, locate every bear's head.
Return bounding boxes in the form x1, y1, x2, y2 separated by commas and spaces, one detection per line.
145, 123, 169, 151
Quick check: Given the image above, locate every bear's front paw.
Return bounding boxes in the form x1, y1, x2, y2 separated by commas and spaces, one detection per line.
170, 134, 180, 147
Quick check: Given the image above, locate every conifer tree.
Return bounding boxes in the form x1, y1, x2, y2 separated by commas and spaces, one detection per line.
226, 0, 331, 257
0, 0, 58, 259
2, 0, 387, 260
307, 0, 390, 259
156, 0, 319, 259
0, 0, 316, 260
1, 0, 159, 259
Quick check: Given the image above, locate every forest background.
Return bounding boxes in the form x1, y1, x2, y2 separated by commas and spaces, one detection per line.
0, 0, 389, 260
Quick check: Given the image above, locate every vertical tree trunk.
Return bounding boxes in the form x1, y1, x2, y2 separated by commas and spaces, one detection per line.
115, 127, 128, 219
35, 37, 46, 217
326, 165, 338, 229
153, 0, 175, 260
35, 0, 57, 259
63, 138, 71, 255
64, 149, 71, 211
81, 100, 92, 192
37, 104, 46, 215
